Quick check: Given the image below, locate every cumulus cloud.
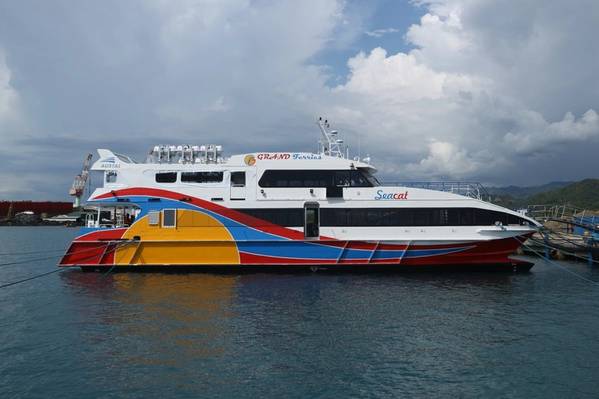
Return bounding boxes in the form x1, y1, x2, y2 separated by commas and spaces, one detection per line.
364, 28, 400, 38
327, 0, 599, 183
335, 47, 476, 101
406, 140, 478, 177
504, 110, 599, 155
0, 0, 348, 198
0, 0, 598, 199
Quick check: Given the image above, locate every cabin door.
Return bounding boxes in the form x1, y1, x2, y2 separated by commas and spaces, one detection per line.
304, 202, 320, 239
230, 171, 246, 200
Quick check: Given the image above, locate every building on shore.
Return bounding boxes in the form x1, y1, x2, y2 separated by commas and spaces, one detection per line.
0, 201, 74, 225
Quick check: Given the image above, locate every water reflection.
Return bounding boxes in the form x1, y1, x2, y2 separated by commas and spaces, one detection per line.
60, 271, 238, 366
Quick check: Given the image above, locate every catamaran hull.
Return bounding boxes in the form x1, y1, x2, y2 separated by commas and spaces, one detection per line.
60, 188, 535, 272
60, 235, 533, 271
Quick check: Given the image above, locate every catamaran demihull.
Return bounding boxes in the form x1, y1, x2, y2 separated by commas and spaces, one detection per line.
60, 120, 539, 271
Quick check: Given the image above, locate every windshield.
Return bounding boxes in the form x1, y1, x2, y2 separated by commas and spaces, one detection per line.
362, 170, 380, 186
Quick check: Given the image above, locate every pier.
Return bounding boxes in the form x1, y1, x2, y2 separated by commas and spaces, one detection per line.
520, 205, 599, 265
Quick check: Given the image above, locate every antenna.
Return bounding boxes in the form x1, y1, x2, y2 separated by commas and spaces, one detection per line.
317, 117, 346, 158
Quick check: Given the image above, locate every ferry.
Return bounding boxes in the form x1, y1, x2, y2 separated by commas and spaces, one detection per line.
60, 119, 539, 271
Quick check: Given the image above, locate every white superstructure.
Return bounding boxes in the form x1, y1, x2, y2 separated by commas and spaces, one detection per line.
87, 119, 538, 244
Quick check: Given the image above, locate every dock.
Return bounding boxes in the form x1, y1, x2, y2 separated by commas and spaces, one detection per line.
520, 205, 599, 265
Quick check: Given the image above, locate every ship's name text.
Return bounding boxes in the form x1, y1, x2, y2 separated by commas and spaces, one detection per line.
256, 153, 322, 160
374, 190, 409, 200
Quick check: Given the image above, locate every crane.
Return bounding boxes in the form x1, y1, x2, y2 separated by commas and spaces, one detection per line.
69, 153, 93, 208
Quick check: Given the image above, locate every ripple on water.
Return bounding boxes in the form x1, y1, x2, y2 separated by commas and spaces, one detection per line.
1, 227, 599, 398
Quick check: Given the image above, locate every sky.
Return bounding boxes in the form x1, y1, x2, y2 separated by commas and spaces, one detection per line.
1, 0, 598, 200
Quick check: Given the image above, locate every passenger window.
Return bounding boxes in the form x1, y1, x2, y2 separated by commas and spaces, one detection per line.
231, 172, 246, 187
156, 172, 177, 183
162, 209, 177, 228
106, 171, 118, 183
181, 172, 223, 183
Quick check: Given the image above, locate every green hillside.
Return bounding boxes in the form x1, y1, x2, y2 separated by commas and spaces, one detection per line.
525, 179, 599, 210
486, 181, 572, 198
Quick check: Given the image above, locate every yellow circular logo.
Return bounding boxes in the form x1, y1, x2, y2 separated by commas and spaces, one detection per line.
244, 154, 256, 166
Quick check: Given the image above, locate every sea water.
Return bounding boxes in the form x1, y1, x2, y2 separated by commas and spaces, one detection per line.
1, 226, 599, 398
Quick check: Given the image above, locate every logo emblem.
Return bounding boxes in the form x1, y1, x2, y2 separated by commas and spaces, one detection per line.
244, 154, 256, 166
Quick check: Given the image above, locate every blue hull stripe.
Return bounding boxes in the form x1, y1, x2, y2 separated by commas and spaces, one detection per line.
89, 196, 472, 260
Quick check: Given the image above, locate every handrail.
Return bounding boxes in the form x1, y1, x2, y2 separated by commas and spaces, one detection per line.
526, 204, 593, 221
380, 181, 490, 201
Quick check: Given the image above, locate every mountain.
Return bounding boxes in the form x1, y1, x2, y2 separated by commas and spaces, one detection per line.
526, 179, 599, 210
486, 181, 572, 198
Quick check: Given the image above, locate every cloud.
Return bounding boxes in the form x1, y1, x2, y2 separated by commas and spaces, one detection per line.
0, 0, 598, 199
0, 49, 20, 127
0, 0, 352, 198
326, 0, 599, 184
504, 110, 599, 155
406, 140, 479, 177
364, 28, 400, 38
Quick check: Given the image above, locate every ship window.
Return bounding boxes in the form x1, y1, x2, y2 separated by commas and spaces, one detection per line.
233, 208, 304, 226
162, 209, 176, 227
155, 172, 177, 183
181, 171, 223, 183
232, 207, 527, 227
334, 171, 350, 187
230, 172, 246, 187
148, 211, 160, 225
350, 171, 371, 187
258, 169, 375, 188
319, 208, 528, 227
106, 171, 117, 183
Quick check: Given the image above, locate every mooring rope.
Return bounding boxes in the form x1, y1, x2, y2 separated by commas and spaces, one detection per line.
0, 248, 69, 256
514, 235, 599, 286
0, 269, 64, 289
0, 240, 135, 268
0, 240, 137, 289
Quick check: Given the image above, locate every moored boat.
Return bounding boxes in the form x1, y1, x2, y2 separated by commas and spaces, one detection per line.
60, 119, 539, 271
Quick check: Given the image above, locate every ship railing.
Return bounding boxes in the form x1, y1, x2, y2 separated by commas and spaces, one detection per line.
83, 204, 140, 229
381, 181, 490, 201
526, 204, 591, 222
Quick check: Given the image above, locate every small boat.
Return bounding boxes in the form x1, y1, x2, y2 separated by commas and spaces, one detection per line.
60, 119, 539, 271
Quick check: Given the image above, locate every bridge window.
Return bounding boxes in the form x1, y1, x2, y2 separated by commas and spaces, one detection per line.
155, 172, 177, 183
181, 171, 223, 183
258, 169, 376, 188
